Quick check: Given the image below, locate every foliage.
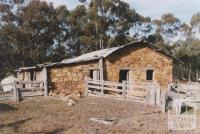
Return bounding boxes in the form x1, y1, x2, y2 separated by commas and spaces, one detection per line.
0, 0, 200, 81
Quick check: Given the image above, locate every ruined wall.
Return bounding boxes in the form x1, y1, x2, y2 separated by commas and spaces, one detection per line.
104, 46, 173, 89
48, 62, 98, 95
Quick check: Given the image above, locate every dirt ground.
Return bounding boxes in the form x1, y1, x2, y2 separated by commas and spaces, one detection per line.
0, 96, 199, 134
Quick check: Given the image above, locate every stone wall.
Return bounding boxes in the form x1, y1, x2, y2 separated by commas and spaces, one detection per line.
48, 62, 98, 95
49, 46, 173, 95
104, 46, 173, 89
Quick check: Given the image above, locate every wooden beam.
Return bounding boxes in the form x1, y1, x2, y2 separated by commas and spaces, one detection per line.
43, 67, 48, 97
84, 77, 88, 96
99, 58, 104, 81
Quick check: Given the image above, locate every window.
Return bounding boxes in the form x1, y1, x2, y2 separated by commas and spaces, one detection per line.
146, 70, 154, 81
119, 70, 130, 83
89, 69, 100, 80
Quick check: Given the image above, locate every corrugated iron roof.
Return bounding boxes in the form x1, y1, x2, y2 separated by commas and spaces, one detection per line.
61, 46, 120, 64
16, 41, 182, 71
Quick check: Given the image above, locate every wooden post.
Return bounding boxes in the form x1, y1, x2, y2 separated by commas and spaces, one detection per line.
85, 77, 88, 96
122, 81, 126, 98
101, 80, 104, 96
161, 91, 167, 113
99, 58, 104, 81
149, 83, 156, 105
99, 58, 104, 96
156, 84, 161, 106
44, 80, 48, 97
13, 81, 19, 102
43, 67, 48, 97
189, 63, 191, 82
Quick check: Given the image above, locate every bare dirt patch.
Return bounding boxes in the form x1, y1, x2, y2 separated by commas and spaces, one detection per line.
0, 97, 199, 134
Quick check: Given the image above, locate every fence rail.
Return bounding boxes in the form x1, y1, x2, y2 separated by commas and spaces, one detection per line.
0, 80, 48, 102
168, 82, 200, 114
85, 78, 165, 111
0, 82, 19, 101
86, 79, 127, 97
16, 80, 48, 97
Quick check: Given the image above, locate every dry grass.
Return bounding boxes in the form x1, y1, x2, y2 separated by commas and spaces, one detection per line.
0, 96, 199, 134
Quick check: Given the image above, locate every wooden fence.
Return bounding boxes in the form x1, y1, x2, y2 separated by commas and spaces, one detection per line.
16, 80, 48, 97
0, 82, 19, 101
168, 82, 200, 114
0, 80, 48, 102
85, 79, 128, 99
85, 78, 165, 109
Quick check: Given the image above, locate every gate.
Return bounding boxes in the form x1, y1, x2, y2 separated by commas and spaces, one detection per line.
0, 80, 48, 101
85, 78, 162, 106
15, 80, 48, 97
0, 82, 19, 101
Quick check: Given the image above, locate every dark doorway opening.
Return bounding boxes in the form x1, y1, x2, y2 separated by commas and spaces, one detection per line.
89, 69, 100, 80
119, 70, 129, 83
30, 71, 34, 81
146, 70, 154, 81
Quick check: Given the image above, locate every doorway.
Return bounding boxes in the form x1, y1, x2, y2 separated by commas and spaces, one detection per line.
119, 70, 130, 83
89, 69, 100, 80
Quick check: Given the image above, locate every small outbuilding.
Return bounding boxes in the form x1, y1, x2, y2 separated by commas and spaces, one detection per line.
16, 41, 180, 96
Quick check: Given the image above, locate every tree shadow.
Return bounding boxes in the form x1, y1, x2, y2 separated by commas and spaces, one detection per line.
0, 118, 32, 132
0, 103, 17, 113
28, 128, 65, 134
44, 128, 65, 134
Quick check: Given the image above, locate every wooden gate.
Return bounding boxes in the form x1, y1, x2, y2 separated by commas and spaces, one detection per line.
16, 80, 48, 97
0, 80, 48, 101
85, 78, 161, 105
0, 82, 19, 101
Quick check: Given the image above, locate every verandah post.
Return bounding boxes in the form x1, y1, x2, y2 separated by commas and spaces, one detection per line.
43, 67, 48, 97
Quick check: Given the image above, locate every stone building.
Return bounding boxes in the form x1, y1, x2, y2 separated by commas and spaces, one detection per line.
16, 41, 180, 96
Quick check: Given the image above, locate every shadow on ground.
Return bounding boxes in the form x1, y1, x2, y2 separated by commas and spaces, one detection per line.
0, 103, 16, 112
0, 118, 32, 133
28, 128, 65, 134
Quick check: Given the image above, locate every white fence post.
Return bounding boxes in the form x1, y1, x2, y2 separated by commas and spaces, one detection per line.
44, 80, 48, 97
161, 90, 167, 113
156, 84, 161, 106
101, 80, 104, 96
122, 81, 126, 98
13, 81, 19, 102
85, 77, 88, 96
149, 83, 156, 105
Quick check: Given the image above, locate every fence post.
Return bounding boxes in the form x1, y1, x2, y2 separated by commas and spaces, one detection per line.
85, 77, 88, 96
156, 84, 161, 106
44, 80, 48, 97
122, 81, 126, 98
149, 83, 156, 105
43, 67, 48, 97
101, 80, 104, 96
161, 90, 167, 113
13, 81, 19, 102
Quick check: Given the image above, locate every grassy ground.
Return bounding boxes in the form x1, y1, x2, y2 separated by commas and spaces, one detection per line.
0, 96, 199, 134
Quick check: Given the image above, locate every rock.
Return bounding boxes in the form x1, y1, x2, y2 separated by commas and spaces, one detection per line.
67, 99, 77, 106
76, 93, 81, 97
60, 97, 69, 102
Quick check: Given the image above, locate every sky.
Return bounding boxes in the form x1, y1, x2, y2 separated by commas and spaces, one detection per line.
44, 0, 200, 23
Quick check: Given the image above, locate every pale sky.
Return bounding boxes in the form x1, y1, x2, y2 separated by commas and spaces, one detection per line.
44, 0, 200, 23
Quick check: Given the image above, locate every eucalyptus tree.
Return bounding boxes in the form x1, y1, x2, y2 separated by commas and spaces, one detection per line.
0, 1, 62, 78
